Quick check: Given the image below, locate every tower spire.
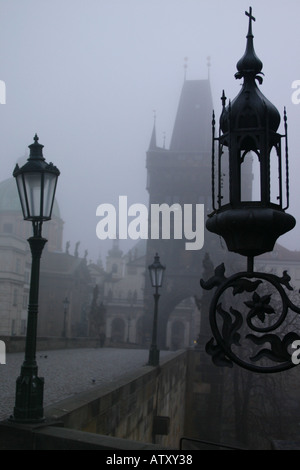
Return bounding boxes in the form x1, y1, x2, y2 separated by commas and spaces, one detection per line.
183, 57, 188, 81
148, 110, 157, 150
207, 56, 211, 80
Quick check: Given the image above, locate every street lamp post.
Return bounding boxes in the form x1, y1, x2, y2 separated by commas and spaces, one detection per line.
11, 134, 60, 422
148, 253, 165, 366
62, 297, 70, 338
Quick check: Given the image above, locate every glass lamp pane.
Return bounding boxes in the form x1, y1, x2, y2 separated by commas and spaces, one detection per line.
43, 172, 58, 219
24, 172, 43, 218
156, 268, 164, 287
149, 269, 156, 287
16, 174, 28, 219
149, 254, 165, 287
149, 265, 165, 287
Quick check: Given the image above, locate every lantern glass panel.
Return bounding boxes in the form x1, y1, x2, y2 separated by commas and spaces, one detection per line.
156, 267, 164, 287
149, 265, 165, 288
16, 170, 58, 221
43, 172, 58, 219
15, 174, 28, 219
149, 268, 156, 287
24, 172, 43, 218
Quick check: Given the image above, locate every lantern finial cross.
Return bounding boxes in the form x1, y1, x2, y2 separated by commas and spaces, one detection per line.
245, 7, 255, 36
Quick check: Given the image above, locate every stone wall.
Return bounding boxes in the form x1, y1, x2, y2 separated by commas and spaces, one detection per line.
45, 350, 187, 449
184, 347, 224, 445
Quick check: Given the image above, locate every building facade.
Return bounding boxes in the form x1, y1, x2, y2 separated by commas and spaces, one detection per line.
0, 176, 92, 338
97, 238, 200, 350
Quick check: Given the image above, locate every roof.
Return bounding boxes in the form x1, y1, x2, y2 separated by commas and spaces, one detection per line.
258, 243, 300, 262
0, 177, 61, 219
169, 79, 213, 153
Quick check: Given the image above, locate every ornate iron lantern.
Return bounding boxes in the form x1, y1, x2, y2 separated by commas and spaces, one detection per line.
149, 253, 166, 289
13, 134, 60, 236
201, 8, 300, 373
11, 134, 60, 422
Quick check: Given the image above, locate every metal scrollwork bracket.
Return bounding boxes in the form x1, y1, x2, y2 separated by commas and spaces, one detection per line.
200, 263, 300, 373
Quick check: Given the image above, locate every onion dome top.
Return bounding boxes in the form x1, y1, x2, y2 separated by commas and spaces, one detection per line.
220, 7, 281, 139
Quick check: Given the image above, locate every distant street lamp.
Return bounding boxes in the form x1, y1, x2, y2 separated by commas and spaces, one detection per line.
148, 253, 165, 366
62, 297, 70, 338
11, 134, 60, 422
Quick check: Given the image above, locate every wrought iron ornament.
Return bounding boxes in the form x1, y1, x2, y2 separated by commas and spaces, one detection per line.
201, 8, 300, 373
201, 264, 300, 373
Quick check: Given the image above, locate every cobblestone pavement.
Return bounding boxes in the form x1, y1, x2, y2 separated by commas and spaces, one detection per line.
0, 348, 173, 420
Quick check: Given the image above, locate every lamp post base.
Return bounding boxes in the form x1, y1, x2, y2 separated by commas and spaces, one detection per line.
10, 368, 45, 423
148, 346, 160, 366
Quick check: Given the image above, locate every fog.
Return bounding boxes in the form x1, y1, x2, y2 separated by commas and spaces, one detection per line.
0, 0, 300, 262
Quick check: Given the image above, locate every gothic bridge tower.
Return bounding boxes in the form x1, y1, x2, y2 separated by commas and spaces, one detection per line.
144, 76, 244, 348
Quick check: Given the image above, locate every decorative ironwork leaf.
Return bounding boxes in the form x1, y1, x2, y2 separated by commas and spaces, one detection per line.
246, 332, 300, 363
217, 304, 243, 347
200, 263, 226, 290
205, 337, 233, 368
278, 271, 293, 291
232, 278, 262, 295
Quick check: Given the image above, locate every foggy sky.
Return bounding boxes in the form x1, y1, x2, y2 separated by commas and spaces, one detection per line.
0, 0, 300, 263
